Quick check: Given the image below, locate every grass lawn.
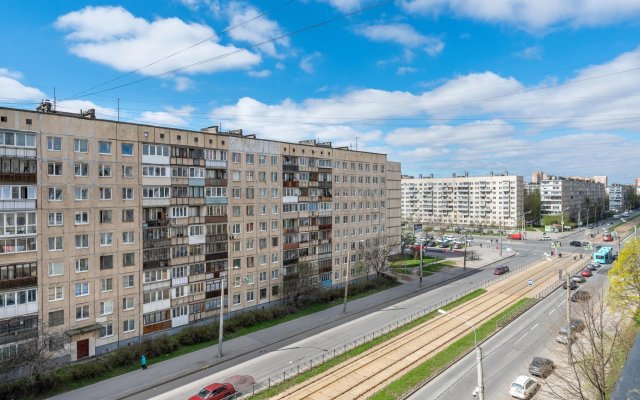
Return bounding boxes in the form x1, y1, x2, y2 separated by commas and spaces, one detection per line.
248, 289, 488, 399
369, 298, 532, 400
422, 260, 455, 276
390, 257, 440, 268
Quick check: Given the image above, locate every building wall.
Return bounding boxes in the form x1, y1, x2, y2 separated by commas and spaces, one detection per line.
401, 175, 523, 228
0, 107, 400, 362
540, 177, 606, 223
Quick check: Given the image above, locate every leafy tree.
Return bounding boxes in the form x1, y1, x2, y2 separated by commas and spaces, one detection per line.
609, 237, 640, 324
524, 187, 541, 226
401, 230, 415, 253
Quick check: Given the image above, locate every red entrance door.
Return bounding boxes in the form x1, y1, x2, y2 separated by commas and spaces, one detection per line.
77, 339, 89, 359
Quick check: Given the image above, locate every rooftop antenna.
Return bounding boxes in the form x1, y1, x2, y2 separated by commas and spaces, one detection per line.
355, 136, 359, 151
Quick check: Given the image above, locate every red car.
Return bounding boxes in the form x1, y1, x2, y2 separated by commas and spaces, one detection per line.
580, 269, 593, 277
189, 383, 236, 400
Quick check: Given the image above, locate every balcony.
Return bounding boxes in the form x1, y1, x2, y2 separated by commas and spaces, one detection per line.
283, 181, 299, 188
143, 320, 172, 335
0, 276, 37, 290
283, 164, 299, 172
318, 224, 332, 230
205, 159, 227, 169
205, 197, 228, 205
206, 233, 228, 242
0, 173, 36, 184
205, 178, 227, 187
283, 242, 299, 250
143, 219, 169, 228
204, 215, 227, 223
0, 200, 36, 211
284, 227, 299, 234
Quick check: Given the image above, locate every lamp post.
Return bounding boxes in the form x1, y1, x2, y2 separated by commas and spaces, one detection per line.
217, 271, 227, 358
438, 309, 483, 399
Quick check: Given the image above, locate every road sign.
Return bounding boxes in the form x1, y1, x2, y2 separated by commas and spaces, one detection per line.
528, 279, 534, 286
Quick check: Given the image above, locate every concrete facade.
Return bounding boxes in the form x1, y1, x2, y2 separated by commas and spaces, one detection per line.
540, 176, 606, 223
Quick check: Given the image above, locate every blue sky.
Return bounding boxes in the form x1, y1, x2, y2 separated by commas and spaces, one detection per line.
1, 0, 640, 183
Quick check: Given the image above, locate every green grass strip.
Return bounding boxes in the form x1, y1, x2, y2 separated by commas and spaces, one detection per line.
390, 258, 440, 268
248, 288, 487, 399
370, 298, 532, 400
422, 261, 454, 276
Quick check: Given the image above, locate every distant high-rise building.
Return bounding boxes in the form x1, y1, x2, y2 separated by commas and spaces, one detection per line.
540, 176, 606, 224
530, 171, 544, 184
635, 177, 640, 187
593, 176, 608, 187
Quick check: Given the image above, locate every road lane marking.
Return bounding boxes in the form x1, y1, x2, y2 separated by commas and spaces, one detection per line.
548, 309, 556, 315
531, 323, 539, 330
514, 332, 528, 344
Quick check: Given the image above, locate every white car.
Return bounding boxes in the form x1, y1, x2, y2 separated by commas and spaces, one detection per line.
509, 375, 539, 399
540, 236, 552, 241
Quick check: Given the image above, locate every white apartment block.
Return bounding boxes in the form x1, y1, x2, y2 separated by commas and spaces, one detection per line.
540, 176, 606, 222
401, 174, 523, 228
608, 184, 633, 212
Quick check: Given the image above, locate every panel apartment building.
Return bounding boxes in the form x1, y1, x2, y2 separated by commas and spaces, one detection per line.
0, 105, 400, 362
401, 173, 523, 229
540, 176, 606, 222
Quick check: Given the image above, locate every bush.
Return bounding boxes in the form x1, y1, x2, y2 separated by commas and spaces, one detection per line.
176, 325, 218, 346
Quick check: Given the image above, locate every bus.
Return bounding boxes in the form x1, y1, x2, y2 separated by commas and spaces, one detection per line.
593, 246, 614, 264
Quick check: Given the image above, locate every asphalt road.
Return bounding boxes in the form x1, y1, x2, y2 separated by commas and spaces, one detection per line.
408, 254, 613, 400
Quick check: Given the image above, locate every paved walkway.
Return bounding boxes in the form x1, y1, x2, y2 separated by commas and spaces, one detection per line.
51, 254, 513, 400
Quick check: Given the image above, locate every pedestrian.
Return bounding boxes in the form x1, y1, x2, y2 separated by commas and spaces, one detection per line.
141, 354, 147, 370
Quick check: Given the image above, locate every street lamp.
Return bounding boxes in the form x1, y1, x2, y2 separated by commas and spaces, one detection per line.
217, 271, 227, 358
343, 239, 364, 313
438, 309, 484, 399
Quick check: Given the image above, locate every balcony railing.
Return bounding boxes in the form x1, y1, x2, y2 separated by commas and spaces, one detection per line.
0, 173, 36, 184
0, 276, 37, 290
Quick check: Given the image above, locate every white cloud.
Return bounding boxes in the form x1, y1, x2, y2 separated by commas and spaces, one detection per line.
224, 2, 289, 58
300, 52, 322, 74
54, 99, 118, 120
517, 45, 542, 60
399, 0, 640, 30
355, 23, 444, 56
140, 106, 194, 127
174, 77, 194, 92
397, 66, 418, 75
275, 62, 286, 70
55, 6, 261, 79
318, 0, 362, 13
247, 69, 272, 78
0, 70, 46, 102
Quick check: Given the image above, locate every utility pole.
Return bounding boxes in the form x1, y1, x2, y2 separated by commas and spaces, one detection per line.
463, 233, 467, 271
419, 242, 423, 286
566, 273, 572, 365
476, 346, 484, 400
217, 273, 226, 358
499, 221, 503, 257
343, 241, 351, 313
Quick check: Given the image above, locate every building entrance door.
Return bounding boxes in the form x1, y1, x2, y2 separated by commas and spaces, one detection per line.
77, 339, 89, 359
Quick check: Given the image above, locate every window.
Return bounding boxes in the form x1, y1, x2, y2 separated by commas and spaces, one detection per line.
123, 275, 134, 288
246, 291, 254, 302
246, 153, 254, 164
100, 232, 113, 246
49, 286, 63, 302
74, 162, 88, 177
100, 323, 113, 338
123, 252, 135, 266
99, 187, 112, 200
123, 319, 135, 333
48, 236, 63, 251
259, 154, 266, 165
101, 278, 113, 292
122, 231, 135, 244
48, 261, 64, 276
99, 164, 112, 177
122, 165, 134, 178
121, 143, 134, 156
98, 141, 112, 154
47, 162, 62, 176
49, 310, 64, 326
74, 138, 88, 153
75, 258, 89, 273
74, 187, 88, 200
75, 305, 89, 320
271, 269, 279, 279
47, 136, 62, 151
49, 187, 63, 201
122, 209, 134, 222
100, 300, 113, 316
75, 282, 89, 297
123, 297, 134, 310
259, 271, 267, 282
99, 209, 112, 223
271, 155, 278, 165
75, 234, 89, 249
100, 255, 114, 270
122, 187, 134, 200
233, 293, 241, 305
75, 211, 89, 225
231, 152, 240, 163
48, 212, 63, 226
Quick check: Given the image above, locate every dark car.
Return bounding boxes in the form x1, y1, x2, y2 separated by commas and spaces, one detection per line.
595, 245, 602, 251
563, 281, 578, 290
569, 240, 582, 247
189, 383, 236, 400
586, 264, 598, 271
529, 357, 555, 378
571, 319, 586, 332
580, 269, 593, 277
571, 291, 591, 302
571, 274, 586, 283
494, 265, 510, 275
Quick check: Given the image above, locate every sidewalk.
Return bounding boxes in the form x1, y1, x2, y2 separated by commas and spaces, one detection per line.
51, 255, 513, 400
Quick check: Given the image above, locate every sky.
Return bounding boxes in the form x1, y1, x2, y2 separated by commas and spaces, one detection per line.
1, 0, 640, 183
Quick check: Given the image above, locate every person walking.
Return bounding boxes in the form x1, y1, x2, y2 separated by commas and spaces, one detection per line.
141, 354, 147, 370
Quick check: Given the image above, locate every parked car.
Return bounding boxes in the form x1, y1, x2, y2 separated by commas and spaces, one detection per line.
581, 241, 590, 247
563, 281, 578, 290
509, 375, 539, 399
571, 274, 586, 283
569, 240, 582, 247
540, 236, 552, 241
189, 383, 236, 400
586, 264, 598, 272
556, 331, 578, 345
580, 269, 593, 277
572, 291, 591, 302
529, 357, 555, 378
494, 265, 510, 275
570, 319, 586, 332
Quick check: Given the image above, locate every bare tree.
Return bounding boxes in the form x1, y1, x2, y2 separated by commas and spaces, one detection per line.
364, 236, 396, 279
282, 262, 317, 307
0, 330, 66, 385
542, 291, 637, 400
